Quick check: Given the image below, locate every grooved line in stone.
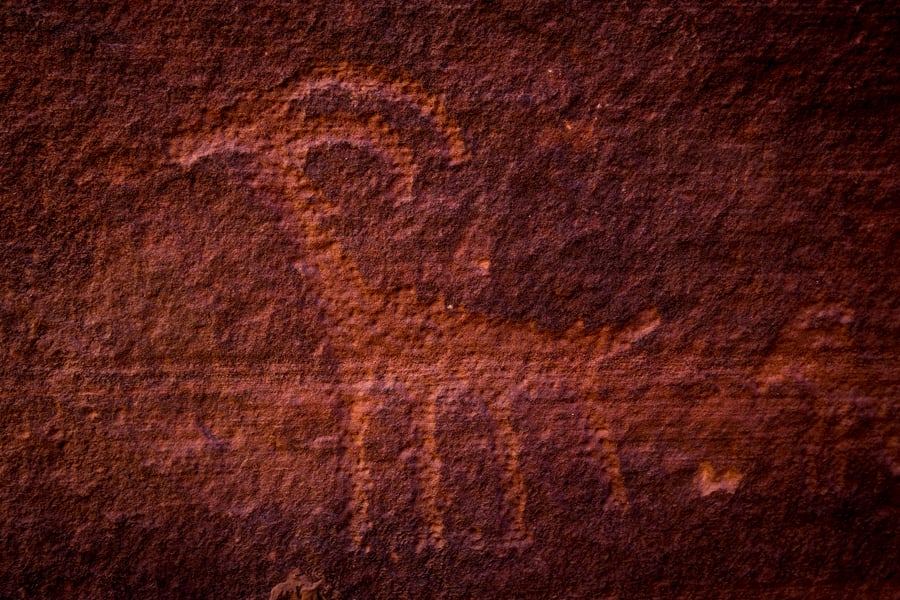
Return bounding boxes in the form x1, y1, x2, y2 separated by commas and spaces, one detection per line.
169, 63, 657, 551
583, 407, 629, 512
347, 394, 373, 549
487, 395, 530, 546
417, 391, 446, 550
301, 63, 469, 165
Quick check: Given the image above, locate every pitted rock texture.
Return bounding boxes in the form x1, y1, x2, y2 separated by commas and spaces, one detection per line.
1, 1, 897, 598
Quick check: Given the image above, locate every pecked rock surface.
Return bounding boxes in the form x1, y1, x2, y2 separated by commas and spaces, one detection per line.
0, 1, 897, 598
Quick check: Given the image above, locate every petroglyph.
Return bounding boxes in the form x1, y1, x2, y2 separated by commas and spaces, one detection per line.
486, 392, 531, 546
756, 303, 855, 393
169, 63, 658, 551
756, 304, 872, 494
581, 408, 629, 512
269, 569, 324, 600
345, 393, 374, 549
414, 390, 446, 550
299, 63, 468, 166
695, 462, 743, 497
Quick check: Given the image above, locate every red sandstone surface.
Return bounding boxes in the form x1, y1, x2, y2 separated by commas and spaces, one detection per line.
0, 1, 897, 598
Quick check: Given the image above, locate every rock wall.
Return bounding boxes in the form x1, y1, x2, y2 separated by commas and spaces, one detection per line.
0, 1, 897, 598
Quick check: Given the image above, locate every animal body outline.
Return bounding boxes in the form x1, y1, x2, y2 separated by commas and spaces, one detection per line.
170, 63, 659, 551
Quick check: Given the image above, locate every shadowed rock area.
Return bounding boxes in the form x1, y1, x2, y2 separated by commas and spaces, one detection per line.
1, 1, 897, 598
